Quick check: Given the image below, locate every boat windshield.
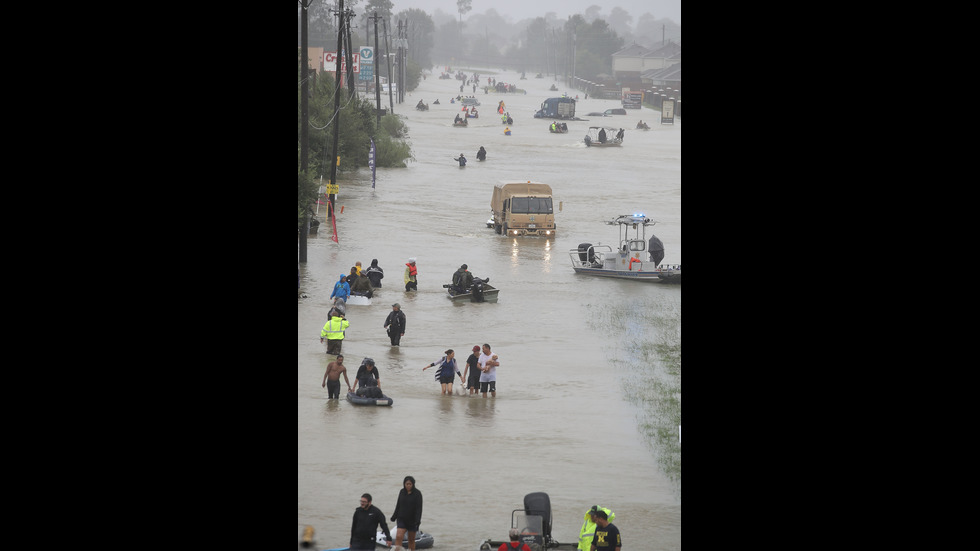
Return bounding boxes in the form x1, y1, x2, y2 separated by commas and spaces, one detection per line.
511, 197, 553, 214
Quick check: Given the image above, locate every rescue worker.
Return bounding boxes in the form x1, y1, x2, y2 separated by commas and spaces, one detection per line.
577, 505, 614, 551
320, 309, 350, 356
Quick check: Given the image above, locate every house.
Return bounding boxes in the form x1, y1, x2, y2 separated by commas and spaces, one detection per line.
611, 41, 681, 95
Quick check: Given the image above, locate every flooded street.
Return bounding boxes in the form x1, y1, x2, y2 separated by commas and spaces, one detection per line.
298, 68, 680, 549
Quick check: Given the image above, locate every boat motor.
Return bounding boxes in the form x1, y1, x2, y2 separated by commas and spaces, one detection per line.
471, 277, 488, 302
577, 243, 596, 266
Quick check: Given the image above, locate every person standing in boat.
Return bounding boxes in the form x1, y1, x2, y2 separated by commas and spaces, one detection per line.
598, 128, 607, 143
321, 354, 351, 399
463, 345, 481, 395
366, 259, 384, 288
648, 234, 665, 267
577, 505, 615, 551
384, 303, 407, 346
478, 343, 499, 398
404, 258, 418, 291
390, 475, 423, 551
350, 493, 393, 550
590, 510, 621, 551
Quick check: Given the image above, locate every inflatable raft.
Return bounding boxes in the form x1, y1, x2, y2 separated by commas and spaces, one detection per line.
346, 391, 393, 406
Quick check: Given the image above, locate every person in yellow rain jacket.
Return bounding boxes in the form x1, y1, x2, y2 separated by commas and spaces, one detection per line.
577, 505, 614, 551
320, 312, 349, 355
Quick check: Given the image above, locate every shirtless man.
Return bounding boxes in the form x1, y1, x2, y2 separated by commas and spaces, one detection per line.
322, 355, 352, 399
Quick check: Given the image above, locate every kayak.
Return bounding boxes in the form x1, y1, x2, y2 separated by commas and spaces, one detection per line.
377, 529, 435, 548
346, 391, 393, 407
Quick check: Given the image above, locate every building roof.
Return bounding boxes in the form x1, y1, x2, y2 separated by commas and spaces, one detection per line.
612, 43, 654, 57
641, 62, 681, 83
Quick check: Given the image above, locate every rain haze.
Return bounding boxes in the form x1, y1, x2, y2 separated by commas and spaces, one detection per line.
387, 0, 681, 25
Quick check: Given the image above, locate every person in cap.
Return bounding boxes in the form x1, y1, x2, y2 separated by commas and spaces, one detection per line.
451, 263, 474, 292
404, 258, 418, 292
498, 528, 532, 551
384, 303, 407, 346
590, 509, 620, 551
463, 345, 482, 395
454, 153, 467, 167
577, 505, 615, 551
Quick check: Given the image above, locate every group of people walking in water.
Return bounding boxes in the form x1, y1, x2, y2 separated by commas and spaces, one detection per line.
422, 343, 499, 397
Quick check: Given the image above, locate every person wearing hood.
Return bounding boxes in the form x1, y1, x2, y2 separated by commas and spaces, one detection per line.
320, 305, 349, 356
577, 505, 615, 551
476, 146, 487, 161
365, 259, 384, 288
404, 258, 418, 291
350, 270, 374, 299
331, 273, 351, 303
390, 476, 423, 551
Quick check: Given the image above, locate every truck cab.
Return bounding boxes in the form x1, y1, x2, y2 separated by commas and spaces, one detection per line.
491, 182, 559, 237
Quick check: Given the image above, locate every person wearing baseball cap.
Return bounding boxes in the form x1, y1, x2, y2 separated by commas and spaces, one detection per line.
463, 345, 482, 395
577, 505, 615, 551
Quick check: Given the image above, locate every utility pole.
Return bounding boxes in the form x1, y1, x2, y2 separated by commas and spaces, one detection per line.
299, 0, 311, 263
383, 17, 394, 113
370, 11, 383, 127
328, 0, 346, 220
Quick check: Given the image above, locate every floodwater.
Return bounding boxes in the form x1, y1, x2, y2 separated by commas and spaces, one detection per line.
298, 68, 681, 550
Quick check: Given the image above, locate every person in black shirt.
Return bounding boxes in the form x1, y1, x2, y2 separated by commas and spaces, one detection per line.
350, 493, 392, 550
590, 510, 621, 551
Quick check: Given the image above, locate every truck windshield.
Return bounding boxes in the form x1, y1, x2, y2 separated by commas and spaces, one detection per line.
511, 197, 553, 214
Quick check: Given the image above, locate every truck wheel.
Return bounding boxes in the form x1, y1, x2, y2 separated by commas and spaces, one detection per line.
502, 223, 509, 235
494, 224, 502, 234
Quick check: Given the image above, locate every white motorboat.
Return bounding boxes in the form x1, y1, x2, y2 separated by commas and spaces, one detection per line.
568, 214, 680, 283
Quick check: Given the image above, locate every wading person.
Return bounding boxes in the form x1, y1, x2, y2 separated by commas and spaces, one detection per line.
390, 475, 423, 551
404, 258, 418, 291
478, 343, 499, 398
350, 493, 392, 550
320, 310, 349, 355
422, 349, 461, 395
321, 354, 351, 399
384, 303, 406, 346
463, 345, 481, 395
366, 259, 384, 288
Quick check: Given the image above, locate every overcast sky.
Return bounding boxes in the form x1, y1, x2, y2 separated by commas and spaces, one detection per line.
388, 0, 681, 25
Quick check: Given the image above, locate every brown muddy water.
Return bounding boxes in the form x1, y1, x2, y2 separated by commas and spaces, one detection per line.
299, 67, 680, 550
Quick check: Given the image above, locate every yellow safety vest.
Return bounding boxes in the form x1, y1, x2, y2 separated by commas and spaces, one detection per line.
577, 507, 614, 551
321, 316, 349, 340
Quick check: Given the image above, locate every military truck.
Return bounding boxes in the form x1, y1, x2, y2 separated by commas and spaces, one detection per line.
533, 97, 576, 119
491, 182, 559, 237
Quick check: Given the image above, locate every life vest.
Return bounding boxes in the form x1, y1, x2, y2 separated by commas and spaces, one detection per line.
577, 507, 614, 551
406, 263, 418, 277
